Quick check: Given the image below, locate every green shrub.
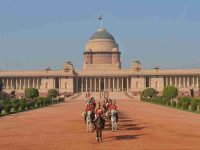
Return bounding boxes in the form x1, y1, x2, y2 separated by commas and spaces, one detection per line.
12, 99, 20, 112
162, 98, 167, 105
177, 101, 182, 108
20, 102, 26, 111
30, 100, 36, 108
13, 104, 19, 112
43, 99, 47, 106
25, 88, 39, 98
0, 104, 3, 115
172, 101, 176, 107
52, 99, 58, 103
182, 102, 189, 110
178, 96, 192, 105
48, 89, 58, 98
40, 100, 44, 107
50, 98, 53, 104
191, 100, 198, 111
191, 103, 197, 111
36, 100, 41, 107
4, 104, 11, 114
166, 100, 171, 107
26, 102, 31, 109
163, 86, 178, 100
141, 88, 158, 100
58, 98, 64, 103
37, 97, 45, 107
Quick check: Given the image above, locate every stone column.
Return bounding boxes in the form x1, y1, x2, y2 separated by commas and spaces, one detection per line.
113, 78, 115, 92
183, 76, 185, 88
169, 76, 172, 86
178, 76, 181, 88
122, 78, 124, 92
37, 78, 39, 89
187, 76, 190, 88
15, 78, 18, 89
94, 78, 96, 92
175, 77, 177, 87
27, 78, 30, 88
99, 78, 101, 92
86, 78, 88, 93
76, 78, 78, 93
108, 78, 110, 92
196, 76, 199, 88
104, 78, 106, 91
81, 78, 83, 92
90, 78, 92, 92
166, 77, 168, 86
32, 78, 35, 88
23, 78, 25, 89
19, 78, 22, 89
11, 78, 13, 90
117, 78, 119, 92
127, 78, 129, 91
6, 78, 9, 90
192, 76, 195, 88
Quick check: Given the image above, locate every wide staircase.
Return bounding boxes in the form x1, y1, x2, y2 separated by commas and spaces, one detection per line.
67, 92, 140, 101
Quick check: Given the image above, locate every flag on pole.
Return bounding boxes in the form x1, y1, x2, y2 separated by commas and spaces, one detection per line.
98, 15, 103, 29
98, 15, 102, 20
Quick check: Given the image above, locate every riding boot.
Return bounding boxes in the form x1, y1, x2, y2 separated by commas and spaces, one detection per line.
84, 116, 86, 124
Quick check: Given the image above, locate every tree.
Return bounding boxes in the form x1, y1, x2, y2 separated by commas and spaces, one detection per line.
163, 86, 178, 100
25, 88, 39, 98
141, 88, 158, 99
48, 89, 58, 98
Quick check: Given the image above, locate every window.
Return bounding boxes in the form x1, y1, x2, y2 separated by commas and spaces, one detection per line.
146, 76, 150, 88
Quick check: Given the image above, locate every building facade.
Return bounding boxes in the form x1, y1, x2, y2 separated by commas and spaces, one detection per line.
0, 27, 200, 98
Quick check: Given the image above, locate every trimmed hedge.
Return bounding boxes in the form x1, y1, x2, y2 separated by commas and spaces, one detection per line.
141, 87, 200, 114
0, 96, 64, 116
182, 102, 189, 110
172, 101, 176, 108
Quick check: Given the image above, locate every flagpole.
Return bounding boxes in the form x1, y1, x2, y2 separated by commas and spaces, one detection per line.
98, 15, 103, 29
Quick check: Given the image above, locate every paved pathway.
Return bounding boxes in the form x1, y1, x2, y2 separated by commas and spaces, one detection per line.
1, 99, 200, 150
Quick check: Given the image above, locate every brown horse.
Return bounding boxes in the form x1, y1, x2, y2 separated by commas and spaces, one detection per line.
94, 116, 104, 142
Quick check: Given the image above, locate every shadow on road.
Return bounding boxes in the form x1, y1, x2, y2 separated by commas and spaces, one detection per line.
106, 133, 147, 142
115, 134, 146, 140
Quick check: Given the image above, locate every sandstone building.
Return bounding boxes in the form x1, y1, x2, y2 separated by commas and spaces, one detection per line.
0, 26, 200, 98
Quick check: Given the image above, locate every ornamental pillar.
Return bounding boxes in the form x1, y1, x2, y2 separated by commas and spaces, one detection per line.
122, 78, 124, 92
81, 78, 83, 92
113, 78, 115, 92
108, 78, 110, 92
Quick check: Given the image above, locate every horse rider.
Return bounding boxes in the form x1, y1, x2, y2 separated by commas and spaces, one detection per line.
91, 97, 96, 110
94, 102, 105, 129
107, 99, 113, 112
110, 100, 118, 122
84, 103, 93, 124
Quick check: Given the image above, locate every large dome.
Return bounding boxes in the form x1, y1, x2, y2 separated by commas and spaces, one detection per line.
85, 28, 119, 52
90, 28, 115, 41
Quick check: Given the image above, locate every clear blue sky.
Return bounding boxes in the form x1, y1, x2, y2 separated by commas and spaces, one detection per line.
0, 0, 200, 70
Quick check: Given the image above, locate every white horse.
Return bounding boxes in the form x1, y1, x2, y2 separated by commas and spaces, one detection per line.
86, 110, 94, 132
111, 109, 117, 131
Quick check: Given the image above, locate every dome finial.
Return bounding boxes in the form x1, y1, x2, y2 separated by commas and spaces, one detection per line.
98, 15, 103, 29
